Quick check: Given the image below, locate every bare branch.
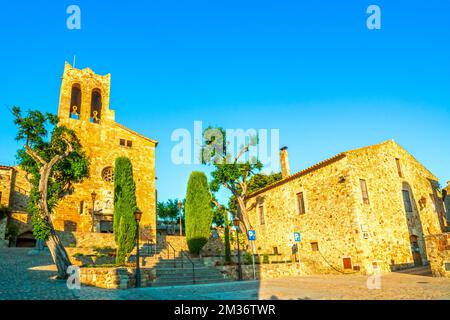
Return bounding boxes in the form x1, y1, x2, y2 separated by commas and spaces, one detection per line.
25, 144, 46, 165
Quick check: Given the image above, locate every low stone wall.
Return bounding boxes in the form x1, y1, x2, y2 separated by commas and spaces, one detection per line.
80, 267, 156, 289
158, 235, 188, 252
216, 263, 303, 280
66, 247, 116, 266
57, 231, 116, 248
425, 233, 450, 277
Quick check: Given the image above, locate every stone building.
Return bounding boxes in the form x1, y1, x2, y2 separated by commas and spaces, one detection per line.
245, 140, 448, 275
54, 62, 158, 236
0, 62, 158, 244
443, 182, 450, 224
0, 165, 33, 246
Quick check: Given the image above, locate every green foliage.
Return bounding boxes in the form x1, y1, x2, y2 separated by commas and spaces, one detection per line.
0, 205, 10, 220
228, 172, 282, 212
157, 198, 183, 223
5, 223, 19, 241
243, 252, 253, 265
12, 106, 89, 240
113, 157, 137, 265
185, 171, 213, 254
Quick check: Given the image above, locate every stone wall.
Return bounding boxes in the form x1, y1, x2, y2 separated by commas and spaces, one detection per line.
246, 153, 362, 274
0, 167, 13, 207
57, 231, 116, 248
216, 263, 303, 280
425, 233, 450, 277
245, 140, 445, 276
347, 140, 445, 273
80, 267, 156, 289
158, 235, 188, 252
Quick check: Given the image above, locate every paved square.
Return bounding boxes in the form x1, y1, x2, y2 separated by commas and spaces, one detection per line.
1, 248, 449, 300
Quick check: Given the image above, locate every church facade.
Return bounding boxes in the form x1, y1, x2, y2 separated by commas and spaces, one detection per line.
55, 62, 158, 235
245, 140, 448, 275
0, 62, 158, 243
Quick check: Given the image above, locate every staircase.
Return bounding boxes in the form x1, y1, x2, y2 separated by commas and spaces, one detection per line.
129, 242, 233, 287
394, 265, 432, 277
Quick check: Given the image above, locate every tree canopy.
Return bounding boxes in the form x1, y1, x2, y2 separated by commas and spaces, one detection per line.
12, 106, 89, 277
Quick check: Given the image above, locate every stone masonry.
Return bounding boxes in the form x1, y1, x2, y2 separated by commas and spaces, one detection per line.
0, 63, 158, 245
54, 62, 158, 237
245, 140, 447, 275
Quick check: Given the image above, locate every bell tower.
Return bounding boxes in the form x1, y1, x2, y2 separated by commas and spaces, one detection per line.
58, 62, 115, 125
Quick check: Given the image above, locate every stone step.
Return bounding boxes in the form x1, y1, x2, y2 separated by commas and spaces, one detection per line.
150, 277, 233, 287
156, 270, 224, 278
155, 272, 226, 280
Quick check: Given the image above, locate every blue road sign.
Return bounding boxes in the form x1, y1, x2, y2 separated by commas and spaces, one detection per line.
248, 230, 256, 241
294, 232, 301, 242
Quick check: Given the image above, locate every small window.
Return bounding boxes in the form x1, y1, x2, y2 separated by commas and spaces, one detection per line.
311, 242, 319, 252
297, 192, 306, 214
69, 84, 82, 120
119, 139, 126, 146
273, 247, 279, 255
64, 221, 77, 232
90, 89, 102, 124
360, 179, 370, 205
395, 158, 403, 178
259, 204, 265, 225
126, 140, 132, 148
79, 201, 84, 214
343, 257, 352, 269
402, 190, 413, 212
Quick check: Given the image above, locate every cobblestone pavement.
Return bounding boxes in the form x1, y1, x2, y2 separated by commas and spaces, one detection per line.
1, 248, 450, 300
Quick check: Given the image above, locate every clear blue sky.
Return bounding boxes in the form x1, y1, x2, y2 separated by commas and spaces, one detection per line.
0, 1, 449, 204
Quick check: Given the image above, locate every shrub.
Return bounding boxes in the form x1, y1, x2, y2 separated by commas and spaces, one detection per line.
114, 157, 137, 265
185, 171, 213, 254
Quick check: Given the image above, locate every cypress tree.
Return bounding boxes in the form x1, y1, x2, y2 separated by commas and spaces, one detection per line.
113, 157, 137, 265
185, 171, 213, 254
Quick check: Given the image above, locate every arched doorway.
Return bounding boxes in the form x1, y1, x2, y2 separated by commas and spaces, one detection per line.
16, 231, 36, 248
410, 235, 422, 266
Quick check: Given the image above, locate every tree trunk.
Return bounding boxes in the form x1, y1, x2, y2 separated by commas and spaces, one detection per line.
46, 224, 72, 279
236, 196, 251, 235
38, 164, 72, 279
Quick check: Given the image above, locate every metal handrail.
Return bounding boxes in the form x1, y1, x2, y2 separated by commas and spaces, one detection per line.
181, 250, 195, 284
166, 241, 177, 268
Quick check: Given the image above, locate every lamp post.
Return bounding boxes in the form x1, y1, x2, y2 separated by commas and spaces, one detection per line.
90, 191, 97, 232
134, 208, 142, 288
233, 216, 243, 281
178, 200, 183, 236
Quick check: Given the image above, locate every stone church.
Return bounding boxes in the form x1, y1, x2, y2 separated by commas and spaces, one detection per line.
0, 62, 158, 245
245, 140, 448, 275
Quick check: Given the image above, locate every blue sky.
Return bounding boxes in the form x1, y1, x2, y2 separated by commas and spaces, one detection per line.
0, 0, 449, 204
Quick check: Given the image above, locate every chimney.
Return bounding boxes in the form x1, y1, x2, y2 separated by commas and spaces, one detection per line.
280, 146, 290, 179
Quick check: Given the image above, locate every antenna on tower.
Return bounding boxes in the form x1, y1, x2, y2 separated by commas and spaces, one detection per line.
73, 55, 76, 68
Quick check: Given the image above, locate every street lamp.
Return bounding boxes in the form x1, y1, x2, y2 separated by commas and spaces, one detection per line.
178, 200, 183, 236
233, 216, 243, 281
90, 191, 97, 232
134, 208, 142, 288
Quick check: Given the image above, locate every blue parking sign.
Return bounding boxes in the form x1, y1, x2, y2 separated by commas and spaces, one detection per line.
294, 232, 301, 242
248, 230, 256, 241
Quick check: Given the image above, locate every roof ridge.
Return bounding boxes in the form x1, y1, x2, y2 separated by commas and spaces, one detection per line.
113, 122, 158, 146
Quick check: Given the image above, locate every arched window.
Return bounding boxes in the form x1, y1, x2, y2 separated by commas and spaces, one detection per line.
69, 84, 82, 120
90, 89, 102, 124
